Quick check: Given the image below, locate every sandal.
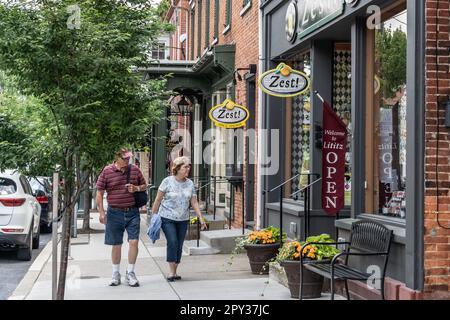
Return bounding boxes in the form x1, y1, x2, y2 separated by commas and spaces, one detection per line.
174, 275, 181, 280
167, 276, 176, 282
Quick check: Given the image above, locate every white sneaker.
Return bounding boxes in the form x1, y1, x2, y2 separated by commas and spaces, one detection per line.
126, 271, 140, 287
109, 272, 121, 286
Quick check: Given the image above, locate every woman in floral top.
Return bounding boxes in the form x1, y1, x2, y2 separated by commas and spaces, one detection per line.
151, 156, 207, 281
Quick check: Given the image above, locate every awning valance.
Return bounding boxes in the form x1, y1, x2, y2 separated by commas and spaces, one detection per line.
141, 44, 235, 94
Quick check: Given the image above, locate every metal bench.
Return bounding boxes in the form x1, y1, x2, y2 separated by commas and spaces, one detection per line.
299, 220, 393, 300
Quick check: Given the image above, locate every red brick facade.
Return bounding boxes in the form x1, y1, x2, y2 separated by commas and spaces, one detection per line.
165, 0, 190, 60
424, 0, 450, 298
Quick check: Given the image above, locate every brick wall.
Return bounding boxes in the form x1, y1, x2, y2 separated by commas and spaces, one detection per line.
180, 1, 259, 228
424, 0, 450, 296
227, 1, 259, 229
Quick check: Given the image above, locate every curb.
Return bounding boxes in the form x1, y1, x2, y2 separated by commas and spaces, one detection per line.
8, 238, 55, 300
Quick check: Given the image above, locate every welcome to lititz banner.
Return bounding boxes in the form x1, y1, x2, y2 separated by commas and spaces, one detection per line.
322, 101, 348, 216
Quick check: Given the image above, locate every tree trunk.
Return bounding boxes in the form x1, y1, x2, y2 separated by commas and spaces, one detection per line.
56, 153, 75, 300
57, 180, 73, 300
82, 176, 91, 231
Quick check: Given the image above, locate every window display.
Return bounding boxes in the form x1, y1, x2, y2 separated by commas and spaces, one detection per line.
366, 5, 407, 219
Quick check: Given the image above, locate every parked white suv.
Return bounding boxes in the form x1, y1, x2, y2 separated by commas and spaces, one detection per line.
0, 170, 41, 260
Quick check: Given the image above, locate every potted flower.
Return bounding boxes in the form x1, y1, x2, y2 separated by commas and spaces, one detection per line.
231, 226, 286, 275
275, 234, 341, 299
185, 216, 209, 240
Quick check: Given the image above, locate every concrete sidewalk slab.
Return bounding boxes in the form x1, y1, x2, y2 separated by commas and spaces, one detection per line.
170, 278, 293, 300
68, 232, 151, 261
9, 211, 345, 300
26, 274, 179, 300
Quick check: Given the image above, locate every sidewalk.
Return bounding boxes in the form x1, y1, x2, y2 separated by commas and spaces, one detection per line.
8, 211, 301, 300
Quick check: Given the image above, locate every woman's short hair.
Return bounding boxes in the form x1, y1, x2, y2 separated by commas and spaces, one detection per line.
172, 156, 191, 175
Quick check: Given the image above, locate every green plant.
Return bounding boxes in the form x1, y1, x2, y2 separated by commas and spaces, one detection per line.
190, 216, 209, 225
276, 234, 341, 262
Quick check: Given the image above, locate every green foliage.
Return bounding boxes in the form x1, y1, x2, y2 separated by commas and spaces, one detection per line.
375, 26, 407, 100
276, 234, 340, 262
304, 234, 341, 260
0, 0, 171, 178
0, 73, 58, 176
190, 216, 209, 225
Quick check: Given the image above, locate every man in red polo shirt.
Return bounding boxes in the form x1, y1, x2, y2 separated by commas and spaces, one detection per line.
96, 147, 147, 287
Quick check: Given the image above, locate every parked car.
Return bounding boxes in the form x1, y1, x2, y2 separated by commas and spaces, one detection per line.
0, 170, 41, 261
28, 176, 53, 233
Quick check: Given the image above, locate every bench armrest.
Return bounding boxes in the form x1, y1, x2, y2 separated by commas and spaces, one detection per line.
331, 251, 389, 266
300, 241, 350, 253
302, 241, 350, 246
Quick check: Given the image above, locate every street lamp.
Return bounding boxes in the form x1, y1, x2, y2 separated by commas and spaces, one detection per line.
175, 95, 191, 115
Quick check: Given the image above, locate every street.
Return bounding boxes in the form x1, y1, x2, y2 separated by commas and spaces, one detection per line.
0, 233, 52, 300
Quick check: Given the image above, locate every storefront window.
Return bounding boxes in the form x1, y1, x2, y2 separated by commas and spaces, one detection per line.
289, 52, 311, 198
333, 43, 352, 206
366, 4, 407, 219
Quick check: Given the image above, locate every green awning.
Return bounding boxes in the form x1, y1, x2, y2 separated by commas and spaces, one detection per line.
141, 44, 235, 94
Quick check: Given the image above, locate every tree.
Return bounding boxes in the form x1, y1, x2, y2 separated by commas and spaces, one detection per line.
0, 72, 57, 177
0, 0, 173, 299
375, 26, 407, 100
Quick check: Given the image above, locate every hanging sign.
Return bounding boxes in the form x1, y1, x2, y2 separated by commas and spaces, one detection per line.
286, 1, 360, 41
298, 0, 345, 39
258, 63, 310, 98
321, 100, 348, 216
209, 99, 250, 129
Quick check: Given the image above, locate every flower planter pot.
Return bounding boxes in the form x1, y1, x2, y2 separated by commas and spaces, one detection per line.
243, 243, 281, 275
280, 260, 324, 299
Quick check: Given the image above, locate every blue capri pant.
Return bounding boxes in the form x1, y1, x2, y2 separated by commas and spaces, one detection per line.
161, 217, 189, 263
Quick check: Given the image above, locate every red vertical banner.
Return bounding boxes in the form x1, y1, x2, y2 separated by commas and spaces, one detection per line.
322, 101, 348, 216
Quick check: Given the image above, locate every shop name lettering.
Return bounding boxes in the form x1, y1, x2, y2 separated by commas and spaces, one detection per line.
268, 75, 302, 89
300, 0, 343, 27
217, 108, 243, 119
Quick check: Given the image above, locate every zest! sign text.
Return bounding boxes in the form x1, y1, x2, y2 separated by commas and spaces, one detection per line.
258, 63, 310, 98
209, 99, 250, 129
